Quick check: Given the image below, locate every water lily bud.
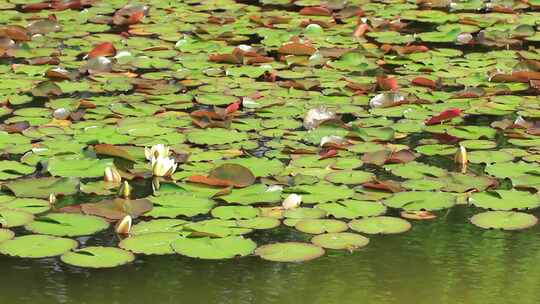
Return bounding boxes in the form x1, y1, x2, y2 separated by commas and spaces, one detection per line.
118, 181, 132, 199
104, 166, 122, 183
115, 215, 132, 235
455, 145, 468, 173
48, 193, 56, 205
53, 108, 70, 120
282, 194, 302, 209
151, 156, 177, 177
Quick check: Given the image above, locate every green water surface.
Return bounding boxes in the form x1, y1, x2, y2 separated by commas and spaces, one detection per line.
1, 206, 539, 304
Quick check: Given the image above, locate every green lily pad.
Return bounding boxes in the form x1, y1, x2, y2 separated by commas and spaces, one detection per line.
25, 213, 109, 237
470, 211, 538, 230
0, 198, 51, 214
255, 242, 325, 262
47, 156, 113, 178
325, 170, 375, 185
0, 228, 14, 243
0, 161, 35, 180
349, 216, 412, 234
211, 206, 259, 220
171, 236, 256, 259
131, 219, 188, 235
316, 200, 387, 219
119, 232, 182, 255
61, 246, 135, 268
284, 207, 326, 219
183, 220, 252, 238
289, 182, 354, 204
0, 234, 77, 258
311, 232, 369, 250
146, 194, 215, 218
3, 177, 79, 198
383, 191, 456, 211
235, 217, 281, 229
469, 190, 540, 210
295, 219, 348, 234
0, 209, 34, 228
219, 184, 281, 205
187, 129, 248, 145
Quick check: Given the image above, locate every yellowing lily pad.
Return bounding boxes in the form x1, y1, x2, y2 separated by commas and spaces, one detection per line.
255, 242, 325, 262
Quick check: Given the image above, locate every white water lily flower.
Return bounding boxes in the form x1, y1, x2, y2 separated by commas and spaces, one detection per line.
151, 156, 177, 177
369, 92, 405, 108
282, 194, 302, 209
145, 144, 170, 161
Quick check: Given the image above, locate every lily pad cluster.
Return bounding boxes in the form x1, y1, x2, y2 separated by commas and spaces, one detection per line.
0, 0, 538, 267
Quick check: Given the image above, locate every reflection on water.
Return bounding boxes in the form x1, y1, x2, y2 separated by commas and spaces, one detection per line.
1, 206, 539, 304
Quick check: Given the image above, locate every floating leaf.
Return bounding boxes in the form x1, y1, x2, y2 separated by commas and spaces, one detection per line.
349, 216, 411, 234
295, 219, 348, 234
311, 232, 369, 250
0, 209, 34, 228
119, 232, 181, 255
211, 206, 259, 220
61, 247, 134, 268
171, 236, 257, 259
255, 242, 325, 262
469, 190, 540, 211
131, 219, 188, 235
25, 213, 109, 237
0, 235, 77, 258
0, 228, 14, 243
470, 211, 537, 230
82, 198, 153, 220
4, 177, 78, 198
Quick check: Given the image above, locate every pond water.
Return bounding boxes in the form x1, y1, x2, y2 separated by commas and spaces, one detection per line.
0, 0, 540, 303
2, 206, 540, 304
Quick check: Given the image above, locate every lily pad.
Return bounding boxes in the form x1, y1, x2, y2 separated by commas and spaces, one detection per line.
131, 219, 188, 235
295, 219, 348, 234
119, 232, 182, 255
383, 191, 456, 211
0, 234, 77, 258
311, 232, 369, 250
469, 190, 540, 210
146, 194, 215, 218
211, 206, 259, 220
0, 209, 34, 228
255, 242, 325, 262
61, 246, 135, 268
349, 216, 412, 234
316, 200, 387, 219
470, 211, 538, 230
0, 228, 14, 243
3, 177, 78, 198
25, 213, 109, 237
82, 198, 153, 220
171, 236, 256, 259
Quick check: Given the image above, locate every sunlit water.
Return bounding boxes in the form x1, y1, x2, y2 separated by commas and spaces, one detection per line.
1, 206, 539, 304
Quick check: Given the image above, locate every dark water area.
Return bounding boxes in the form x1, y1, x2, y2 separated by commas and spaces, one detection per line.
2, 206, 540, 304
